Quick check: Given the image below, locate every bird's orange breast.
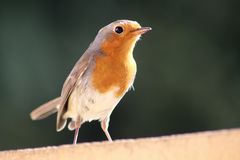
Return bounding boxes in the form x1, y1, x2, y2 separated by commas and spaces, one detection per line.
91, 37, 137, 97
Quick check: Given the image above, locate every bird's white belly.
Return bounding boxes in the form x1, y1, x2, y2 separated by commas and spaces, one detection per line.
66, 84, 121, 123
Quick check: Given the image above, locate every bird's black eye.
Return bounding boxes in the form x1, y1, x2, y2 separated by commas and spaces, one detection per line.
115, 26, 123, 34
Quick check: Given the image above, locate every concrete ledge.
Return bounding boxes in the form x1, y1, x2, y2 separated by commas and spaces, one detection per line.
1, 129, 240, 160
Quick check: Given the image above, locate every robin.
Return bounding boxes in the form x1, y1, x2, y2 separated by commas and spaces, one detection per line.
30, 20, 151, 144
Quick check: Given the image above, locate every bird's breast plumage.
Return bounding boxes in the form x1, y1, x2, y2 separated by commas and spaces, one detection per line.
64, 52, 136, 125
92, 51, 137, 97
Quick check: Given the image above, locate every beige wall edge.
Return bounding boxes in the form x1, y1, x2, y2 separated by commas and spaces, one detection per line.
1, 129, 240, 160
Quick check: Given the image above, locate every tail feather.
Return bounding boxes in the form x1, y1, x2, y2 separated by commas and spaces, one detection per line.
30, 97, 61, 120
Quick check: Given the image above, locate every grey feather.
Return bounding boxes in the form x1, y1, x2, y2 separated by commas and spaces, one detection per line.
30, 97, 61, 120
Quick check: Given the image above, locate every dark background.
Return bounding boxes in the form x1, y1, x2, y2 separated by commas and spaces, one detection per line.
0, 0, 239, 150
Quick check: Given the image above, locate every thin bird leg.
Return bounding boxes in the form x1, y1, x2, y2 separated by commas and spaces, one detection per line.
73, 118, 82, 144
73, 127, 80, 144
101, 118, 112, 142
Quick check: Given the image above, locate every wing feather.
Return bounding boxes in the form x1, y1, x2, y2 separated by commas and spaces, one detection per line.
56, 52, 94, 131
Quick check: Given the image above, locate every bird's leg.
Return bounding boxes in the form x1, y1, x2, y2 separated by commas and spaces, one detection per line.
101, 117, 112, 142
73, 117, 82, 144
73, 127, 80, 144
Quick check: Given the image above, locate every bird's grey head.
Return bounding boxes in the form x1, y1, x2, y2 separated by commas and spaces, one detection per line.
87, 20, 151, 53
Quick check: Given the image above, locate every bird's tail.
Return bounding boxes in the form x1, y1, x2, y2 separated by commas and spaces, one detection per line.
30, 97, 61, 120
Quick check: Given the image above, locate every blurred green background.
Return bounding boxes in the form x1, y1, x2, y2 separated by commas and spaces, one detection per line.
0, 0, 239, 150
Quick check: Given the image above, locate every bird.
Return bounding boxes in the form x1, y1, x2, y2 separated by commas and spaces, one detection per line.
30, 19, 151, 144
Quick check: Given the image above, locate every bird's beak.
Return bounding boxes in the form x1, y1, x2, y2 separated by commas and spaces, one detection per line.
132, 27, 152, 35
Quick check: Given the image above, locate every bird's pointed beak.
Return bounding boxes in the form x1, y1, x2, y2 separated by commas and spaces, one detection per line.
132, 27, 152, 35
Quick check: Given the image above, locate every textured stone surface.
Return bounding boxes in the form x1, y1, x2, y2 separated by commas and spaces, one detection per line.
0, 129, 240, 160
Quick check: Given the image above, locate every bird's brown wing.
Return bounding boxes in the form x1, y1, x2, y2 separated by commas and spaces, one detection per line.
56, 52, 93, 131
